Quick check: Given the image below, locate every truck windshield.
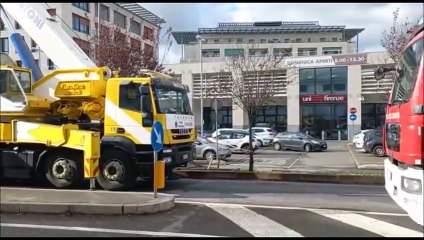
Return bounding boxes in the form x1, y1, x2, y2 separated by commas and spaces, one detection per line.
390, 38, 423, 104
154, 87, 192, 114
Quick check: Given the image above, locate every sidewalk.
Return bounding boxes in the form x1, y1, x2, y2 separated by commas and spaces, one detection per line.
175, 140, 384, 185
0, 187, 175, 215
346, 143, 385, 170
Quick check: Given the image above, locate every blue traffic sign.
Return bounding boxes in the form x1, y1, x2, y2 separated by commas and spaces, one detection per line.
151, 122, 164, 152
349, 114, 357, 121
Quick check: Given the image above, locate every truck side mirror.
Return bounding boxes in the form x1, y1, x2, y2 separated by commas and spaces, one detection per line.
374, 67, 386, 81
139, 85, 153, 127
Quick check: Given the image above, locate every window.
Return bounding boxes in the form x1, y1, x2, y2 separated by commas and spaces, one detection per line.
299, 69, 315, 94
144, 44, 154, 56
0, 38, 9, 52
298, 48, 317, 56
295, 38, 302, 43
47, 59, 55, 70
214, 39, 219, 43
15, 21, 21, 29
0, 17, 5, 31
273, 48, 292, 56
308, 38, 311, 42
100, 4, 110, 21
224, 48, 244, 57
95, 3, 98, 17
332, 37, 338, 42
129, 20, 141, 35
361, 103, 386, 129
31, 39, 37, 48
248, 39, 254, 43
119, 82, 141, 112
130, 38, 141, 51
315, 68, 331, 94
16, 60, 22, 67
249, 48, 268, 56
218, 106, 232, 128
202, 49, 220, 58
390, 38, 423, 103
73, 37, 90, 56
47, 8, 56, 17
323, 47, 342, 55
72, 14, 90, 34
254, 105, 287, 131
227, 39, 232, 43
260, 39, 266, 43
237, 39, 242, 43
299, 67, 347, 94
320, 37, 326, 42
72, 3, 89, 12
114, 11, 126, 29
143, 26, 154, 41
284, 38, 290, 43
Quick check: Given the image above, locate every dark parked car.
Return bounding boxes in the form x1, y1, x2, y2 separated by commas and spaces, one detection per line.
363, 128, 386, 157
273, 132, 327, 152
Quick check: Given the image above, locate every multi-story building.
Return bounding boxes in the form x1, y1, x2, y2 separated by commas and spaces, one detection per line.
0, 2, 164, 74
166, 21, 394, 140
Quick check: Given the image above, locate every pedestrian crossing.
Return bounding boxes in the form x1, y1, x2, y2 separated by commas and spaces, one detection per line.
181, 201, 424, 237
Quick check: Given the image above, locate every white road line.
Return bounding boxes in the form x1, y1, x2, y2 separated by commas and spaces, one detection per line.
0, 223, 223, 238
206, 203, 303, 237
175, 199, 409, 216
309, 212, 423, 237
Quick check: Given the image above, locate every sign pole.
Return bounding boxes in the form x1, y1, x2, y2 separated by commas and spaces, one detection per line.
153, 150, 157, 198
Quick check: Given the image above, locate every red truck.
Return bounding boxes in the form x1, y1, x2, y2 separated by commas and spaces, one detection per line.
374, 20, 423, 226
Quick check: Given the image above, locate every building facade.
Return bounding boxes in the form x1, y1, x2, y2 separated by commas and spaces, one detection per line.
166, 21, 394, 140
0, 3, 164, 74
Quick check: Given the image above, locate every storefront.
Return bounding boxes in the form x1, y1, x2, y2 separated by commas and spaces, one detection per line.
299, 66, 348, 140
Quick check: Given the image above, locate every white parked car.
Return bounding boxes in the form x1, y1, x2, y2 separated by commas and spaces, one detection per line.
208, 130, 259, 153
353, 130, 371, 152
246, 127, 276, 147
211, 128, 261, 146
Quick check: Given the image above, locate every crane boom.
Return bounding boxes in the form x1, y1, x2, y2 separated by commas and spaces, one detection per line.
1, 3, 96, 70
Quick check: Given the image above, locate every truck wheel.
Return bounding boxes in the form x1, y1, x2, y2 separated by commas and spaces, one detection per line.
373, 145, 385, 157
96, 150, 137, 191
204, 150, 216, 161
44, 153, 83, 188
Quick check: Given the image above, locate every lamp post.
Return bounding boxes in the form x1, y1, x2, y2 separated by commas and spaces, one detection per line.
196, 35, 205, 138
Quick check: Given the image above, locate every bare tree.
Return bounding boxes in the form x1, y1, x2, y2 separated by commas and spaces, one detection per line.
213, 46, 290, 172
88, 24, 174, 77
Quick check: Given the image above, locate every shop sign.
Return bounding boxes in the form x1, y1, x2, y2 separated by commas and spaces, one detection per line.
284, 53, 367, 68
300, 94, 347, 103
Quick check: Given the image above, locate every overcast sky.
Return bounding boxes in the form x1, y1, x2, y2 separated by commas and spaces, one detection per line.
140, 3, 424, 64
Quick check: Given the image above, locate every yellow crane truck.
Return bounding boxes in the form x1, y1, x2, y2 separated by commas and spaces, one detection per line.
0, 53, 196, 190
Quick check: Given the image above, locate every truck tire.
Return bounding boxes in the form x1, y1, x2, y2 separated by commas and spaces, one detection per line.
96, 150, 137, 191
373, 145, 385, 157
44, 152, 83, 188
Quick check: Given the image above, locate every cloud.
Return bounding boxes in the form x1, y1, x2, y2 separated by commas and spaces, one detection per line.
140, 3, 424, 64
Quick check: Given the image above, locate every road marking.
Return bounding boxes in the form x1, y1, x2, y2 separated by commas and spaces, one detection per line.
175, 199, 409, 216
309, 212, 423, 237
0, 223, 224, 237
206, 203, 302, 237
286, 154, 303, 169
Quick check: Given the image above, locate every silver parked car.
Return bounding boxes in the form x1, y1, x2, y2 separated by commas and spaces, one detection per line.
273, 132, 327, 152
194, 137, 232, 161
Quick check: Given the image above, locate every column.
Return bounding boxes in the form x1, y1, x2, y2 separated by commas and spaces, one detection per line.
232, 104, 249, 129
347, 65, 362, 141
286, 68, 300, 132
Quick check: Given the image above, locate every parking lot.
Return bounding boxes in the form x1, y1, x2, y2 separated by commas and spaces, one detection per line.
191, 141, 361, 171
347, 144, 385, 170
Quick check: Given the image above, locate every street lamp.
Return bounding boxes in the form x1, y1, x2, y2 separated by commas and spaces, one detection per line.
196, 34, 205, 138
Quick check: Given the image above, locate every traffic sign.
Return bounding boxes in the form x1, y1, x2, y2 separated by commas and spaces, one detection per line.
349, 114, 357, 121
151, 122, 164, 152
350, 107, 357, 114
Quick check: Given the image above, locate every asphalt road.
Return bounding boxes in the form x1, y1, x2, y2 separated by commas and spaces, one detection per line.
2, 201, 423, 237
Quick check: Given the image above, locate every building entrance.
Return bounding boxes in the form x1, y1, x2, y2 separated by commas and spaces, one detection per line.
300, 104, 347, 140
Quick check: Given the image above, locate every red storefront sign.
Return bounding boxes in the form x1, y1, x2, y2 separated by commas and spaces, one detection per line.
300, 94, 347, 104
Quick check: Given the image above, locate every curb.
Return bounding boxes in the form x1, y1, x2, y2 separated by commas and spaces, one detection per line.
174, 170, 384, 185
0, 194, 175, 215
